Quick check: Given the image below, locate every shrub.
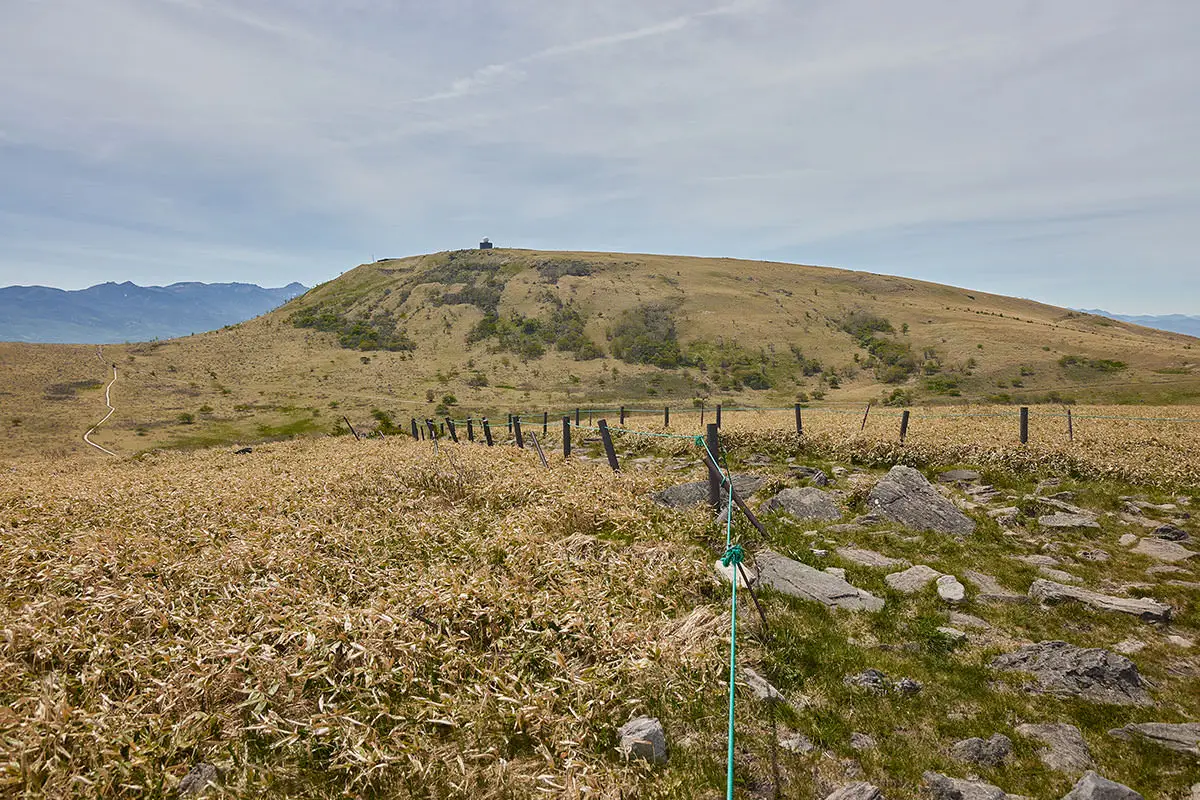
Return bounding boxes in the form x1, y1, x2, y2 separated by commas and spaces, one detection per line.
177, 413, 194, 425
609, 304, 689, 368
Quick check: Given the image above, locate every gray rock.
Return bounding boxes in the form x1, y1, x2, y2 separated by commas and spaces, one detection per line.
937, 574, 966, 604
1146, 564, 1188, 576
824, 783, 883, 800
894, 677, 923, 695
618, 716, 668, 763
1112, 638, 1146, 655
1109, 722, 1200, 755
742, 667, 787, 704
938, 626, 969, 642
850, 732, 878, 751
790, 465, 830, 486
963, 570, 1025, 604
778, 730, 814, 753
939, 469, 981, 483
1132, 537, 1197, 563
1076, 549, 1111, 562
1040, 567, 1083, 584
922, 771, 1008, 800
990, 641, 1152, 706
1039, 512, 1101, 529
761, 487, 843, 521
844, 668, 888, 694
1017, 554, 1061, 568
178, 764, 219, 798
714, 558, 757, 587
866, 466, 977, 535
1028, 579, 1172, 623
1152, 524, 1190, 541
655, 474, 766, 509
754, 550, 885, 612
836, 546, 909, 569
1192, 783, 1200, 800
1061, 771, 1144, 800
950, 611, 992, 630
951, 733, 1012, 767
886, 564, 943, 593
1015, 722, 1093, 775
825, 566, 847, 579
1118, 533, 1139, 547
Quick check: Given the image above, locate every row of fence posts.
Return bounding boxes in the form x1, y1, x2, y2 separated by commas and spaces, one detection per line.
394, 403, 1054, 455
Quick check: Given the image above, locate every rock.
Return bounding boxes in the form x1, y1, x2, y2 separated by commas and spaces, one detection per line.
1034, 496, 1092, 515
832, 466, 849, 477
1153, 524, 1190, 541
850, 732, 878, 751
1061, 771, 1144, 800
655, 474, 766, 509
1169, 580, 1200, 589
844, 669, 888, 694
1167, 634, 1194, 648
714, 558, 757, 587
894, 677, 923, 695
778, 730, 814, 753
618, 716, 668, 764
1036, 478, 1063, 493
836, 546, 908, 569
742, 667, 787, 704
989, 507, 1020, 526
990, 641, 1152, 706
866, 466, 977, 535
1109, 722, 1200, 755
922, 771, 1008, 800
1076, 549, 1111, 562
1028, 579, 1172, 623
951, 733, 1012, 767
824, 783, 883, 800
1192, 783, 1200, 800
790, 465, 830, 486
761, 487, 843, 522
1040, 513, 1100, 529
754, 550, 885, 612
1017, 554, 1061, 567
885, 564, 943, 593
1118, 534, 1139, 547
963, 570, 1025, 604
178, 764, 219, 797
1113, 638, 1147, 654
1015, 722, 1093, 775
950, 611, 992, 630
1040, 567, 1083, 584
939, 469, 981, 483
1146, 564, 1188, 575
938, 626, 969, 642
1132, 537, 1197, 563
825, 567, 847, 579
937, 574, 966, 604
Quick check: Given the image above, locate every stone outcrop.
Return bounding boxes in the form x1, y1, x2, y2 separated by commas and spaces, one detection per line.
1061, 771, 1144, 800
886, 564, 942, 593
1028, 579, 1173, 623
1109, 722, 1200, 755
754, 550, 885, 611
990, 641, 1152, 706
1015, 723, 1093, 775
866, 466, 976, 535
760, 487, 843, 521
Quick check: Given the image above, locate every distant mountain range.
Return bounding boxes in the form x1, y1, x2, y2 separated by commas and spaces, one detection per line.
0, 281, 308, 344
1079, 309, 1200, 339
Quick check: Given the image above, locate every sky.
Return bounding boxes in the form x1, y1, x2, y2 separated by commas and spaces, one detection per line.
1, 1, 1198, 314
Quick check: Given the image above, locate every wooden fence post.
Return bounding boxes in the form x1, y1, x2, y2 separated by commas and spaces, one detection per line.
507, 414, 513, 434
575, 408, 581, 426
467, 418, 475, 442
343, 416, 360, 441
562, 416, 571, 458
706, 423, 721, 513
795, 403, 803, 436
514, 417, 524, 448
716, 403, 722, 428
483, 418, 494, 447
542, 411, 548, 436
425, 419, 438, 440
1020, 407, 1029, 444
700, 402, 705, 426
529, 432, 549, 468
1067, 407, 1074, 442
860, 403, 871, 432
410, 418, 418, 438
598, 419, 620, 472
899, 410, 910, 443
664, 406, 670, 428
620, 406, 625, 425
446, 418, 458, 443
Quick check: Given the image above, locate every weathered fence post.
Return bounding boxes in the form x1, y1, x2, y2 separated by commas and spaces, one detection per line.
795, 403, 803, 436
700, 402, 705, 426
899, 410, 910, 443
483, 418, 494, 447
507, 414, 513, 434
562, 416, 571, 458
860, 403, 871, 432
411, 418, 418, 438
598, 419, 620, 472
575, 408, 581, 426
664, 406, 670, 427
542, 411, 548, 436
467, 418, 475, 442
514, 417, 524, 448
344, 416, 360, 441
620, 406, 626, 425
706, 423, 721, 513
529, 432, 549, 468
1067, 407, 1074, 442
1020, 406, 1029, 444
716, 403, 722, 428
425, 419, 438, 440
446, 418, 458, 443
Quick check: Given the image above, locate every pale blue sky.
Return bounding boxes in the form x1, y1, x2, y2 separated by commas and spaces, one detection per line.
2, 1, 1198, 313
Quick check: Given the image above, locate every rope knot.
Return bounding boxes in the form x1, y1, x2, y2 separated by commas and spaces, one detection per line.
720, 544, 744, 567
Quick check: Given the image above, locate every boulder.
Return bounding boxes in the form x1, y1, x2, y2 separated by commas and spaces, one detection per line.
1076, 549, 1111, 562
939, 469, 981, 483
1028, 579, 1172, 623
866, 466, 977, 535
990, 641, 1152, 706
1014, 723, 1093, 775
761, 487, 842, 522
937, 574, 966, 604
885, 564, 943, 593
1040, 567, 1083, 584
825, 567, 847, 579
1152, 524, 1190, 541
963, 570, 1025, 604
655, 474, 766, 509
1039, 513, 1100, 529
618, 716, 668, 764
938, 626, 968, 643
844, 669, 888, 694
951, 733, 1012, 767
754, 550, 885, 611
1061, 771, 1144, 800
1109, 722, 1200, 755
824, 783, 883, 800
1118, 534, 1139, 547
836, 546, 908, 569
790, 465, 830, 486
922, 771, 1008, 800
778, 730, 814, 753
741, 667, 787, 704
714, 558, 757, 588
950, 611, 992, 630
1132, 537, 1197, 563
178, 764, 220, 797
1017, 554, 1061, 568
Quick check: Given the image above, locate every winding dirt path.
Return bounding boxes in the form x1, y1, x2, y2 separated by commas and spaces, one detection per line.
84, 348, 119, 457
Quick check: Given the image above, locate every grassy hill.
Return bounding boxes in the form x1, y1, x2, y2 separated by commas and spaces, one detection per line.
2, 249, 1198, 458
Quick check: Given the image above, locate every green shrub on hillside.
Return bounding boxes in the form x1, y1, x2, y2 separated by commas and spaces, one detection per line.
841, 311, 919, 384
1059, 355, 1127, 373
291, 306, 416, 352
609, 304, 689, 368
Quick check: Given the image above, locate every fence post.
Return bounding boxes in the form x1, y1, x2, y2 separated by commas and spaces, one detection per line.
483, 418, 494, 447
1020, 407, 1029, 444
411, 418, 418, 438
446, 418, 458, 443
575, 408, 581, 426
620, 406, 626, 425
706, 423, 721, 513
716, 403, 722, 428
860, 403, 872, 432
507, 414, 513, 434
562, 416, 571, 458
598, 419, 620, 472
543, 411, 548, 436
1067, 407, 1074, 442
343, 416, 360, 441
529, 432, 549, 468
467, 418, 475, 442
899, 410, 910, 443
664, 406, 670, 428
700, 402, 705, 426
795, 403, 803, 436
514, 417, 524, 448
425, 419, 438, 440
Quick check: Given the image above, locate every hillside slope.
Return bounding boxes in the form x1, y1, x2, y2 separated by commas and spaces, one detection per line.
2, 249, 1197, 458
